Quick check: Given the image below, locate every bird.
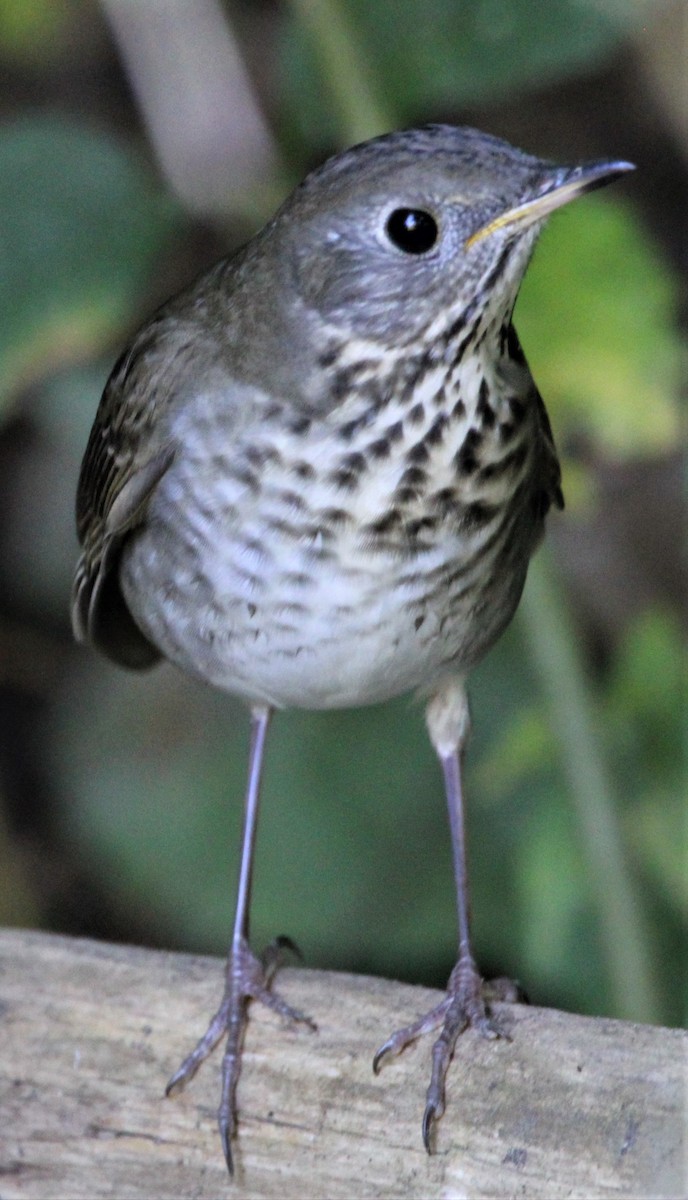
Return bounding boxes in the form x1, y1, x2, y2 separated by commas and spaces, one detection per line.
71, 124, 633, 1173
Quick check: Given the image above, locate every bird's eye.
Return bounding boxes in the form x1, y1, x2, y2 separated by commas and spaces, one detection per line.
385, 208, 439, 254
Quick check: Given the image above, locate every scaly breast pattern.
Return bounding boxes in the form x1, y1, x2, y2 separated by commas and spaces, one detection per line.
121, 327, 543, 709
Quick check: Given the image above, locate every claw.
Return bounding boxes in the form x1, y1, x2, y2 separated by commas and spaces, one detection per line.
372, 1038, 394, 1075
220, 1121, 235, 1177
374, 959, 522, 1155
262, 934, 303, 975
372, 996, 451, 1075
422, 1101, 438, 1154
165, 1002, 229, 1095
166, 936, 315, 1175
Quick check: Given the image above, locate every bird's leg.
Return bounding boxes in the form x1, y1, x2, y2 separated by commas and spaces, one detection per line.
373, 679, 520, 1152
165, 705, 316, 1174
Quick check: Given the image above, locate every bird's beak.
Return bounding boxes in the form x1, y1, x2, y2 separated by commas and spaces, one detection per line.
464, 159, 635, 250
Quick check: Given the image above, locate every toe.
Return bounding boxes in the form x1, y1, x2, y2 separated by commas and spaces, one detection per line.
422, 1100, 438, 1154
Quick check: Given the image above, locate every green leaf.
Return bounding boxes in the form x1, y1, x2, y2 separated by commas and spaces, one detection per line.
474, 705, 553, 801
0, 0, 70, 62
516, 197, 680, 455
280, 0, 658, 149
626, 791, 688, 920
519, 803, 583, 966
0, 116, 181, 411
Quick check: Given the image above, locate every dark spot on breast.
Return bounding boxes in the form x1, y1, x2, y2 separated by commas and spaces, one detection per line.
478, 443, 527, 483
477, 378, 496, 428
328, 467, 359, 491
397, 352, 430, 400
397, 375, 417, 405
287, 414, 312, 436
454, 427, 483, 474
484, 243, 514, 291
395, 485, 420, 504
387, 420, 404, 443
451, 330, 475, 366
431, 486, 459, 515
443, 310, 468, 345
337, 418, 362, 441
368, 436, 392, 459
247, 603, 257, 618
407, 402, 425, 425
320, 506, 350, 527
406, 440, 430, 465
293, 460, 315, 480
277, 488, 307, 510
265, 515, 302, 538
415, 346, 436, 373
240, 535, 269, 559
366, 508, 401, 535
509, 396, 526, 423
244, 444, 274, 469
350, 358, 377, 378
281, 602, 309, 617
230, 465, 260, 493
451, 397, 466, 419
406, 516, 438, 537
399, 466, 428, 488
506, 323, 526, 363
424, 413, 448, 446
339, 451, 367, 473
332, 360, 380, 402
414, 614, 425, 630
331, 370, 352, 401
318, 347, 339, 368
463, 500, 498, 529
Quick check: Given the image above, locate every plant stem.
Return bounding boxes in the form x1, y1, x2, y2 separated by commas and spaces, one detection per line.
286, 0, 393, 144
519, 550, 660, 1023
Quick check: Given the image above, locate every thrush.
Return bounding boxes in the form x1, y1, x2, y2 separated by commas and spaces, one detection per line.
71, 124, 633, 1173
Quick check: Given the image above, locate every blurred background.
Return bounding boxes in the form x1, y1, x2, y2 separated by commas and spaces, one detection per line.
0, 0, 684, 1030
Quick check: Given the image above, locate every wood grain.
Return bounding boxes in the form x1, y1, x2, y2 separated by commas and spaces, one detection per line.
0, 928, 684, 1198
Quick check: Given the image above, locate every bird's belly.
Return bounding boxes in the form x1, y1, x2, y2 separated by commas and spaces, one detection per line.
120, 367, 541, 708
121, 479, 532, 710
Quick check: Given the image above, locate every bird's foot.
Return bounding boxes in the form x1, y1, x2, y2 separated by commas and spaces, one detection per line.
373, 955, 523, 1153
166, 935, 316, 1174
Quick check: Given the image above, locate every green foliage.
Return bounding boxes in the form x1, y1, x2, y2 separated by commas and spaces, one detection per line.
281, 0, 658, 148
609, 613, 686, 926
0, 117, 180, 413
476, 604, 685, 1020
517, 198, 680, 456
0, 0, 71, 62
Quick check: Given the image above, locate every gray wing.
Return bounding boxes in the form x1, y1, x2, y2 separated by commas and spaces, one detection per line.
71, 315, 183, 668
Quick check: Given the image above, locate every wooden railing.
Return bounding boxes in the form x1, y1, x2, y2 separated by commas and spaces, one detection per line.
0, 928, 684, 1198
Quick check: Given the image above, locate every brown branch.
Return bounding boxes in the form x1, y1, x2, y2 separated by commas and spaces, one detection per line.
0, 928, 684, 1198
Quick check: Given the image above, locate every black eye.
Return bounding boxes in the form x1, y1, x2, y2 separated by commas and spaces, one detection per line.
386, 208, 438, 254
